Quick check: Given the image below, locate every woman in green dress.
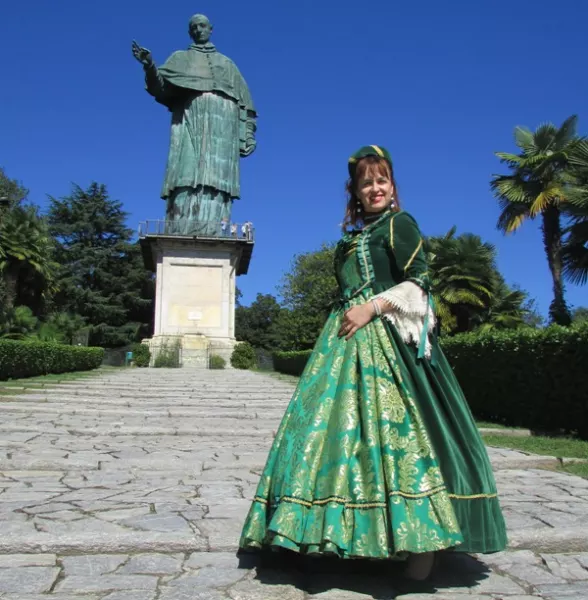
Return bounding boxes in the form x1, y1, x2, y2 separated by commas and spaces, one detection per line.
239, 145, 507, 580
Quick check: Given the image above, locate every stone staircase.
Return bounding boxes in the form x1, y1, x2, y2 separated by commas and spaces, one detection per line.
0, 368, 586, 599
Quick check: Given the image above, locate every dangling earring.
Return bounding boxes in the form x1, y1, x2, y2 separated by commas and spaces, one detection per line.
356, 200, 362, 212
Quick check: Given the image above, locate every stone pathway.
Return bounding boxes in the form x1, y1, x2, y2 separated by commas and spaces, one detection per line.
0, 369, 587, 600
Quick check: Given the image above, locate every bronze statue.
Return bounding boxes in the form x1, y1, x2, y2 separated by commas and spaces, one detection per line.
132, 14, 257, 235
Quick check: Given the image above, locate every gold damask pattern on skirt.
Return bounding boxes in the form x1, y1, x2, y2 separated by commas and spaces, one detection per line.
240, 299, 470, 558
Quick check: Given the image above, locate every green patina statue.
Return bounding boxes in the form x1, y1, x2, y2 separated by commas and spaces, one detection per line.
132, 14, 257, 235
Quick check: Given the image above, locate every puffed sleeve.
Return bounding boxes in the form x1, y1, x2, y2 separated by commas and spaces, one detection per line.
372, 211, 436, 358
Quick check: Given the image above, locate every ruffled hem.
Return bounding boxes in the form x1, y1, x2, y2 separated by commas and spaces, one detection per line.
239, 492, 464, 559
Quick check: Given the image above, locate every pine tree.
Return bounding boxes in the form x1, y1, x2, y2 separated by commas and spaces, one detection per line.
47, 183, 153, 347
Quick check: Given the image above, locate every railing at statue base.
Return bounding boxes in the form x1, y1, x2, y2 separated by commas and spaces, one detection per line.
138, 219, 254, 242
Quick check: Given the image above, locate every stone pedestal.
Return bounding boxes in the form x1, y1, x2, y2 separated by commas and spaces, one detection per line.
140, 233, 253, 368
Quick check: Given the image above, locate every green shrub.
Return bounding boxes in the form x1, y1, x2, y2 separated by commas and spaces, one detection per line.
273, 323, 588, 438
153, 339, 181, 368
273, 350, 312, 376
209, 354, 226, 369
440, 323, 588, 438
131, 343, 151, 368
231, 342, 256, 369
0, 340, 104, 380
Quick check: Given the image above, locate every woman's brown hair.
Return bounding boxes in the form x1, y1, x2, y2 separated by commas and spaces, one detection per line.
342, 156, 401, 231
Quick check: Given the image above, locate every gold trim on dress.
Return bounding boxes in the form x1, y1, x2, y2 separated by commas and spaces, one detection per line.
390, 212, 400, 250
448, 493, 498, 500
254, 489, 498, 508
404, 238, 423, 273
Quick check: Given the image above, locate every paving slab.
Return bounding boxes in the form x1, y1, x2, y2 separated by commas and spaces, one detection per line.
0, 368, 587, 599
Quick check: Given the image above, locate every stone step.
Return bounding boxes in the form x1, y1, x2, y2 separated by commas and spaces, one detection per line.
0, 404, 288, 419
36, 382, 293, 390
0, 531, 206, 555
0, 393, 291, 406
2, 389, 293, 401
0, 424, 275, 438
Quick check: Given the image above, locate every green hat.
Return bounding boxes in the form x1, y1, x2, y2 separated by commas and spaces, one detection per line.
348, 145, 393, 177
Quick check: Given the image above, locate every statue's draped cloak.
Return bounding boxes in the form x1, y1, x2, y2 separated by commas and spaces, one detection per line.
146, 43, 256, 200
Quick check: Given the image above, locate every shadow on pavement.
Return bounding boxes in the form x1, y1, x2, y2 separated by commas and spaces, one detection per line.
238, 549, 490, 598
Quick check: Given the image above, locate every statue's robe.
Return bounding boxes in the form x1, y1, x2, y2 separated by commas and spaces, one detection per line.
145, 42, 256, 231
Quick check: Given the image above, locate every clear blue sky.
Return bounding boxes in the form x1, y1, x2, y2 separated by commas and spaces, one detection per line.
2, 0, 586, 314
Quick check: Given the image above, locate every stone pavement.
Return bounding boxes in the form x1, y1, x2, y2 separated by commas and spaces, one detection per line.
0, 368, 587, 600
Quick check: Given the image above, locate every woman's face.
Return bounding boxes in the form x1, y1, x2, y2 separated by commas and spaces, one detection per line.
355, 165, 394, 214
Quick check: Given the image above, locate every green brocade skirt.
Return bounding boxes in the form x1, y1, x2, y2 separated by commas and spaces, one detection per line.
239, 305, 507, 558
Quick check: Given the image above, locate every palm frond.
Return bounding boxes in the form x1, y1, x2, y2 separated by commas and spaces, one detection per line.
497, 199, 530, 233
553, 115, 579, 148
514, 127, 535, 151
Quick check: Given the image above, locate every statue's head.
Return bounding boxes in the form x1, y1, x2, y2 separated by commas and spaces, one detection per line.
189, 14, 213, 44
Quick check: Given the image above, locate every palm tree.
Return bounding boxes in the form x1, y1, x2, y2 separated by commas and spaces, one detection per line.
491, 115, 586, 325
474, 279, 531, 332
0, 204, 57, 310
426, 229, 496, 333
561, 139, 588, 286
0, 306, 38, 340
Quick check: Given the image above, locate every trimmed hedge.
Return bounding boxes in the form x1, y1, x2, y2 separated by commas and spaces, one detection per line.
273, 350, 312, 376
273, 323, 588, 437
0, 340, 104, 380
441, 324, 588, 437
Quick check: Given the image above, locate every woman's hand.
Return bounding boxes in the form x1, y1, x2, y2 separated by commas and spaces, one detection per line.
338, 302, 377, 340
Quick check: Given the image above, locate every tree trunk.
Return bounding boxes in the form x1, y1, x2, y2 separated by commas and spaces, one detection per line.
455, 305, 470, 333
542, 205, 571, 326
3, 264, 20, 311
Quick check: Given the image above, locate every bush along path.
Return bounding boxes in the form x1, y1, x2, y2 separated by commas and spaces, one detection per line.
0, 369, 587, 599
0, 339, 104, 381
274, 323, 588, 439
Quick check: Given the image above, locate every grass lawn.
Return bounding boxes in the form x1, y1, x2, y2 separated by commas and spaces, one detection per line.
482, 434, 588, 459
0, 366, 117, 393
559, 462, 588, 479
483, 433, 588, 479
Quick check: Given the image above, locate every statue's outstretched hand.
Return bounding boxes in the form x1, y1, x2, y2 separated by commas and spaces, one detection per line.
132, 40, 153, 67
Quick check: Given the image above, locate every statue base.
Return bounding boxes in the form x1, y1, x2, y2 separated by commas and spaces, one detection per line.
139, 230, 253, 368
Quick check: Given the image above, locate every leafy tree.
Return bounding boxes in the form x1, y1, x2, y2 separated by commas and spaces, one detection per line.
521, 297, 545, 329
277, 243, 338, 347
0, 200, 57, 312
0, 167, 28, 208
235, 293, 282, 350
35, 312, 87, 344
491, 116, 587, 325
572, 306, 588, 323
273, 307, 327, 351
47, 182, 153, 347
0, 306, 38, 340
